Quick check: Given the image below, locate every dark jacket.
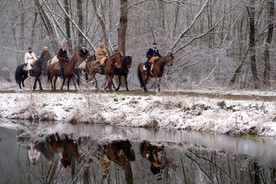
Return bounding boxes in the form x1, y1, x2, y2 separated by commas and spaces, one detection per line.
57, 49, 69, 66
79, 49, 90, 59
146, 48, 161, 60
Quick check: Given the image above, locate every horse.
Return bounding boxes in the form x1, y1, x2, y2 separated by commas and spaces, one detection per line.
140, 140, 165, 180
86, 53, 123, 91
113, 56, 132, 91
47, 53, 80, 91
15, 56, 46, 90
137, 53, 174, 93
27, 132, 84, 170
94, 140, 135, 177
47, 133, 83, 171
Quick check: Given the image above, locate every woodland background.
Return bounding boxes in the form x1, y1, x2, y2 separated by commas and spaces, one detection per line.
1, 0, 276, 90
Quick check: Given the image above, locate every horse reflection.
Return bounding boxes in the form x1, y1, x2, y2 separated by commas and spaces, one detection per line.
140, 140, 165, 180
28, 133, 83, 171
93, 140, 135, 177
48, 133, 83, 169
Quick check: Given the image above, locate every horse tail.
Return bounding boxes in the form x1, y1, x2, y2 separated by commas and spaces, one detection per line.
137, 63, 144, 87
139, 141, 146, 156
14, 65, 21, 84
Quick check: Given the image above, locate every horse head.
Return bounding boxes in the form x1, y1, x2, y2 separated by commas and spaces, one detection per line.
164, 52, 174, 66
109, 53, 123, 69
124, 56, 132, 69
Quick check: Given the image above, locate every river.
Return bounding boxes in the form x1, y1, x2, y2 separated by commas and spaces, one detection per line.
0, 118, 276, 184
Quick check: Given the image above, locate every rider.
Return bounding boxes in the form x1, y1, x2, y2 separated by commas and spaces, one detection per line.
40, 46, 51, 60
78, 45, 90, 60
57, 43, 69, 79
145, 42, 161, 75
112, 44, 124, 57
24, 47, 37, 77
95, 42, 108, 74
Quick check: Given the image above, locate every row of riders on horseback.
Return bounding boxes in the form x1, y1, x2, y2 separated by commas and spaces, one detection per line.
16, 42, 174, 92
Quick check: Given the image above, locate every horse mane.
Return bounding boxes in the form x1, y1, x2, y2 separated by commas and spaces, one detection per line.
109, 53, 121, 59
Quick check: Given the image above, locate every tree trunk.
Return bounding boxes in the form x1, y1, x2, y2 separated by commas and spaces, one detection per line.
118, 0, 128, 54
64, 0, 72, 52
91, 0, 109, 47
248, 0, 260, 89
263, 0, 274, 87
77, 0, 84, 46
33, 0, 59, 50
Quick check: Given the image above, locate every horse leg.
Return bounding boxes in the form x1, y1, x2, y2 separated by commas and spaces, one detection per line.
92, 73, 98, 89
156, 77, 161, 93
71, 76, 78, 90
33, 78, 37, 90
60, 78, 66, 90
116, 75, 121, 91
38, 77, 43, 90
53, 76, 58, 91
22, 75, 28, 88
67, 77, 71, 90
124, 75, 129, 91
105, 75, 112, 91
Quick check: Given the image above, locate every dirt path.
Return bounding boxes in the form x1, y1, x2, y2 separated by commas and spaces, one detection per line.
1, 89, 276, 102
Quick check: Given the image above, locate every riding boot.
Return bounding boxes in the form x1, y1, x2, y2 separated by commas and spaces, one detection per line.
145, 68, 149, 75
99, 64, 104, 74
144, 61, 149, 75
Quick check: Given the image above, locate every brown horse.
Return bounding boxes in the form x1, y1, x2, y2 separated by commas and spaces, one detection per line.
93, 140, 135, 177
47, 133, 83, 171
140, 140, 165, 180
47, 53, 80, 91
86, 53, 123, 90
137, 53, 174, 92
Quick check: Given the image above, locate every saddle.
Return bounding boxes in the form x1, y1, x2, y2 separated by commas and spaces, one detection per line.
54, 62, 67, 70
23, 63, 34, 71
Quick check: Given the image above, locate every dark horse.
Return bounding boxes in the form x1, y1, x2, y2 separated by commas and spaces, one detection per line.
86, 53, 123, 91
113, 56, 132, 91
137, 53, 174, 92
15, 56, 46, 90
47, 53, 80, 91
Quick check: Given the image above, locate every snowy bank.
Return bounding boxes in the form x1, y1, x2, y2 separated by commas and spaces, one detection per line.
0, 89, 276, 137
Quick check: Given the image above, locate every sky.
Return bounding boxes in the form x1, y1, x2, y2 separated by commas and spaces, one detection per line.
1, 80, 276, 138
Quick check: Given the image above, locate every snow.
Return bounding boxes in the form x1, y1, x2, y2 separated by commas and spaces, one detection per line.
0, 80, 276, 137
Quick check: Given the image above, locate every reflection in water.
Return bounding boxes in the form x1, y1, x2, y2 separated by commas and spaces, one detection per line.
28, 133, 84, 171
93, 140, 135, 178
140, 140, 177, 180
1, 120, 276, 183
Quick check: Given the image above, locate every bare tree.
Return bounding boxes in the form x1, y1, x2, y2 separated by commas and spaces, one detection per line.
118, 0, 128, 54
263, 0, 274, 87
247, 0, 260, 89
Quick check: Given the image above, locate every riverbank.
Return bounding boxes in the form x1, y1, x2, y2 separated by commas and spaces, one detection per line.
0, 87, 276, 137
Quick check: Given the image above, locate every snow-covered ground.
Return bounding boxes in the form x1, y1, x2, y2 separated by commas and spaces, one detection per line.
1, 79, 276, 137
